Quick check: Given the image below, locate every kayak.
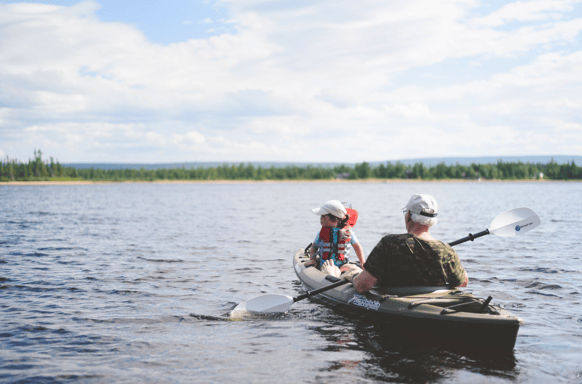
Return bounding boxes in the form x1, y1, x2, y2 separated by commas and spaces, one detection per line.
293, 249, 523, 351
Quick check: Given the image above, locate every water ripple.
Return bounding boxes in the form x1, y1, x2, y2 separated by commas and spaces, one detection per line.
1, 181, 581, 383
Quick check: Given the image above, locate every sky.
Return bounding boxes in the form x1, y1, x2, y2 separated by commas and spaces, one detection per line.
1, 0, 581, 163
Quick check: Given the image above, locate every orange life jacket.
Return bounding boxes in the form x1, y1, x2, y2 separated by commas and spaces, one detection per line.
314, 209, 358, 267
315, 226, 351, 267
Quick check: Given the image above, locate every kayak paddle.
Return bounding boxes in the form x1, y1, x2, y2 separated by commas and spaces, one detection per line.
232, 277, 350, 316
449, 207, 541, 246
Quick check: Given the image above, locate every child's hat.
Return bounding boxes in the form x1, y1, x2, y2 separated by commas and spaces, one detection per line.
311, 200, 347, 219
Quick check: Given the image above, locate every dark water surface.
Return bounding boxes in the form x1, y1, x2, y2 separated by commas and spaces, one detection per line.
1, 181, 581, 383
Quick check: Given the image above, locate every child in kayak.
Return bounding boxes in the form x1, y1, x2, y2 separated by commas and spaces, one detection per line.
305, 200, 365, 273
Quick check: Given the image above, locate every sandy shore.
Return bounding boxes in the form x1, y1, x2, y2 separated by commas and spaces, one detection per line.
0, 178, 557, 186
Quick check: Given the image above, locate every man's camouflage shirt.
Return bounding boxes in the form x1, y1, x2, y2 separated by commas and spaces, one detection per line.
364, 233, 466, 286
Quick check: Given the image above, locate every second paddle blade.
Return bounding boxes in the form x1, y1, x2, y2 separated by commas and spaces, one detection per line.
233, 294, 294, 314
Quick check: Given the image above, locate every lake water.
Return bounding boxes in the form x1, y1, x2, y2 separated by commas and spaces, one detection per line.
1, 181, 581, 383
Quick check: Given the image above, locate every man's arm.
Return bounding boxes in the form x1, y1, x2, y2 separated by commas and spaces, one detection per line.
458, 270, 468, 287
443, 245, 468, 287
448, 267, 468, 287
345, 269, 377, 293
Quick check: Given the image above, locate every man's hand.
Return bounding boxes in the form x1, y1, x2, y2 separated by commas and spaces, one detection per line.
341, 269, 359, 282
304, 259, 316, 267
458, 271, 469, 287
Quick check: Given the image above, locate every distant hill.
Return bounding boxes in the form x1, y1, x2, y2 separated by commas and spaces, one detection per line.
63, 155, 580, 170
373, 155, 581, 167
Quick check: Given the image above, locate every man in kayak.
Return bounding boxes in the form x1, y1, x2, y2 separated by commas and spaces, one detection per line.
322, 194, 468, 293
305, 200, 365, 273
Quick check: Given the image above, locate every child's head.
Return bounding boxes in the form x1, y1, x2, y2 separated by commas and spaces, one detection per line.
312, 200, 347, 228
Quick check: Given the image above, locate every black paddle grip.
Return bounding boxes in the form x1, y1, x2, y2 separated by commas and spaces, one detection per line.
449, 229, 490, 246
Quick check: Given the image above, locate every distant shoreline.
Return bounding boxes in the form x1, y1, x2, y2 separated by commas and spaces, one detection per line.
5, 150, 579, 183
0, 178, 568, 186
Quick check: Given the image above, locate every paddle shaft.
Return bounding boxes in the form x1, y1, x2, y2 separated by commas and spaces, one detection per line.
449, 229, 489, 246
293, 278, 350, 302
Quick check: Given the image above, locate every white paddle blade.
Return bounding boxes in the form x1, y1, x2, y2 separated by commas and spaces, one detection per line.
489, 207, 541, 237
233, 294, 294, 314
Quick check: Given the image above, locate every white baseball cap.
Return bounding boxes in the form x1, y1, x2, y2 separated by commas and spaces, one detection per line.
404, 194, 438, 218
312, 200, 347, 219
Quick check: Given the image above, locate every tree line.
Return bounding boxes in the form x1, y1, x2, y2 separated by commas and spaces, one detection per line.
1, 150, 581, 182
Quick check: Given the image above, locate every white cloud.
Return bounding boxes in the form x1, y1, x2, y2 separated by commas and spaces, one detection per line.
384, 103, 432, 119
245, 116, 311, 135
0, 0, 581, 162
553, 120, 582, 133
172, 131, 206, 147
19, 122, 152, 157
145, 131, 167, 146
206, 134, 301, 159
473, 0, 578, 27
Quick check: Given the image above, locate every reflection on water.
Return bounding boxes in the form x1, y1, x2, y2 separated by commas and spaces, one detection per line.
302, 305, 517, 383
